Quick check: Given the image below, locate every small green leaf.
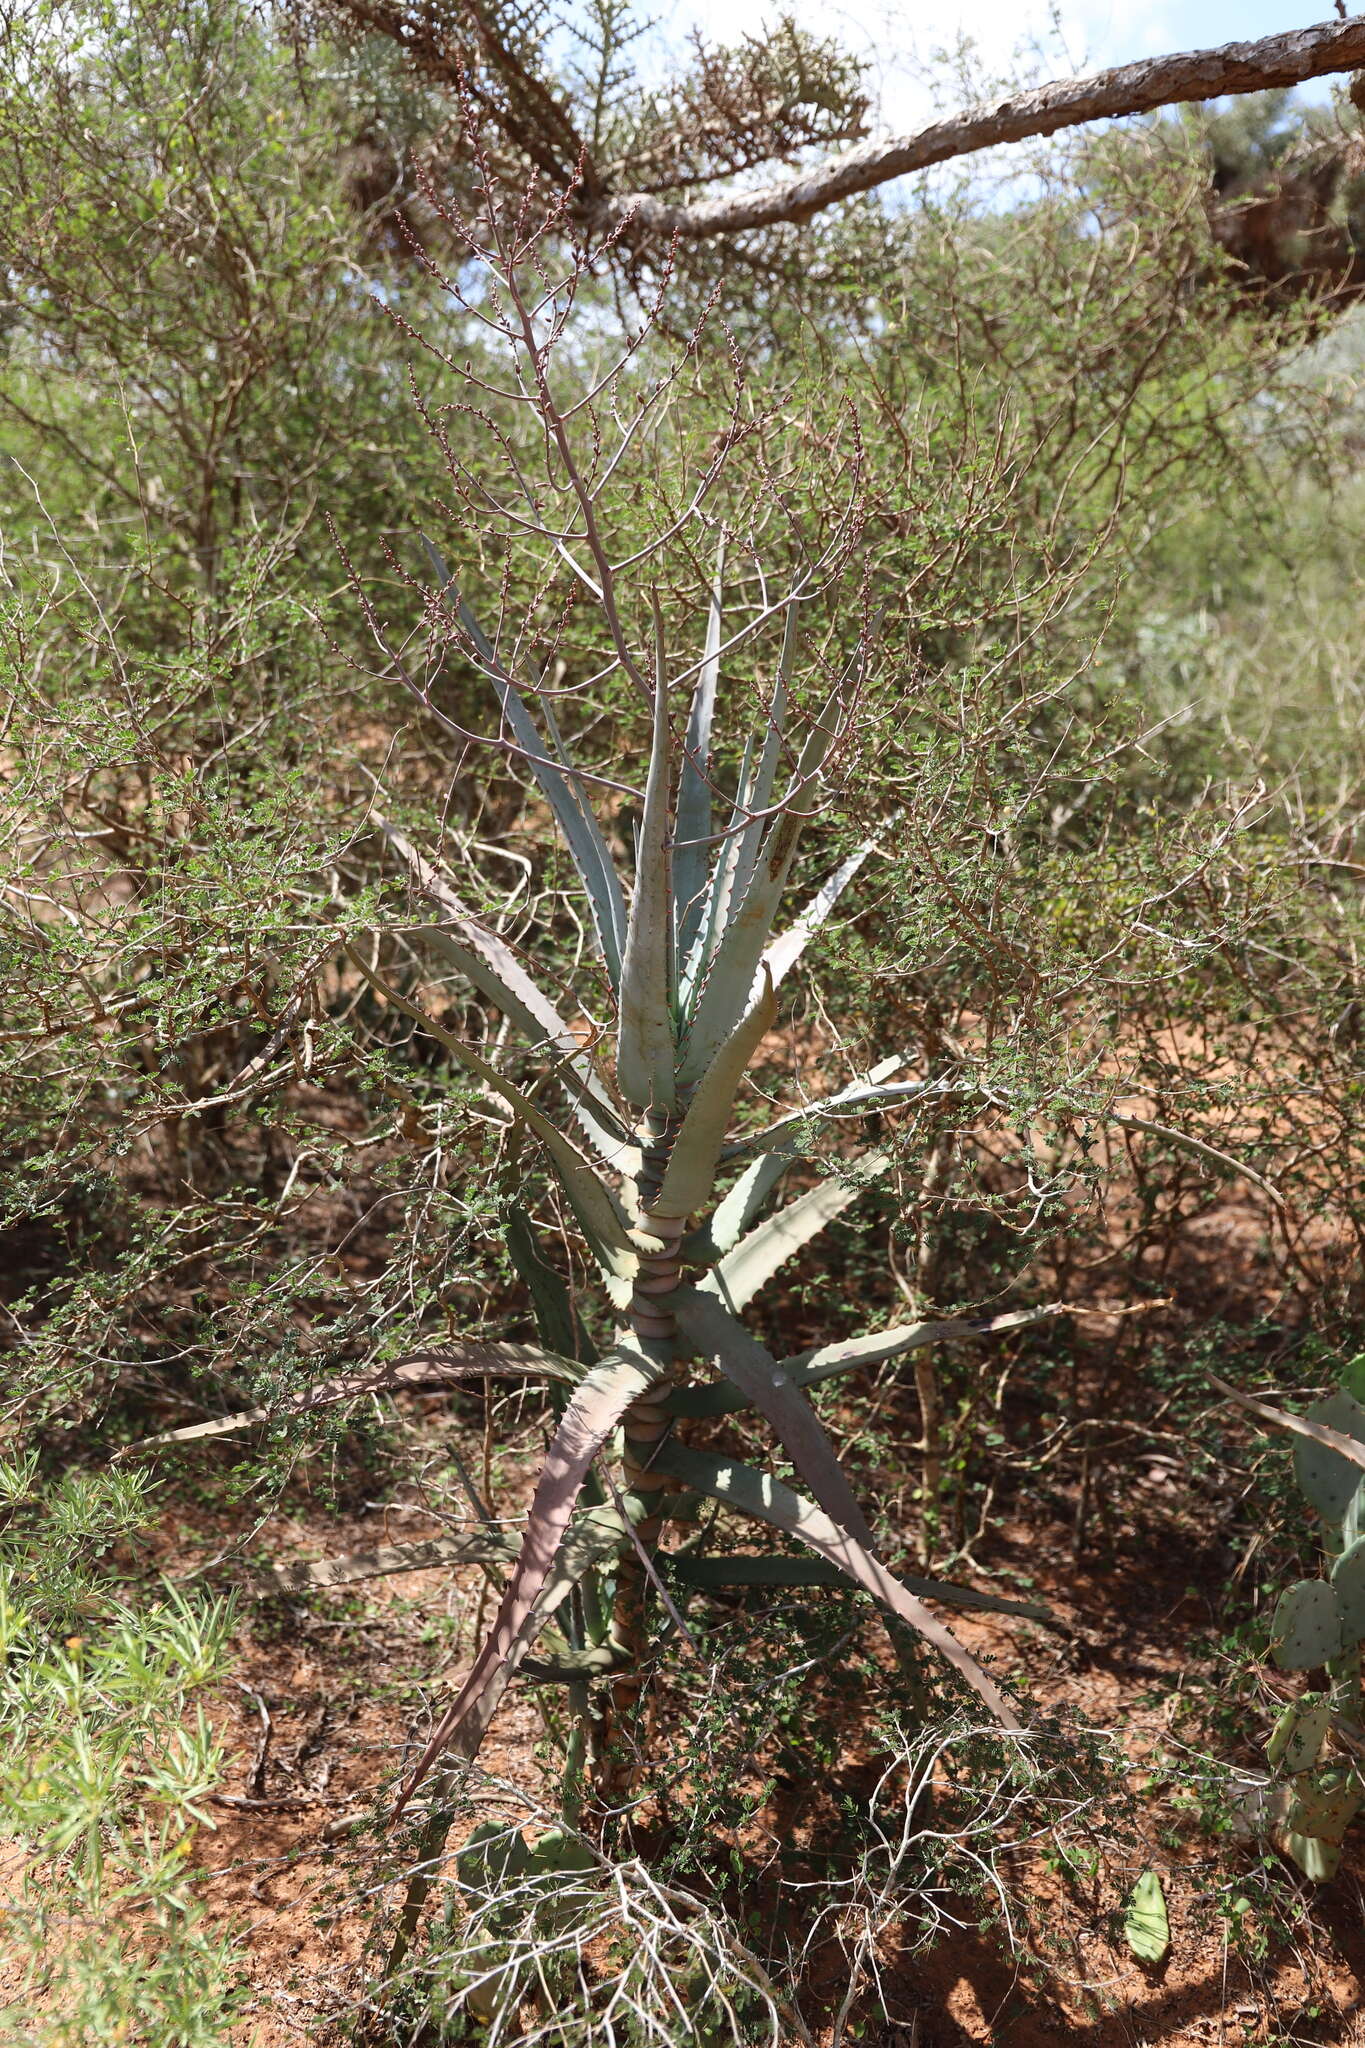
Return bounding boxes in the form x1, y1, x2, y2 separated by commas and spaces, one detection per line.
1124, 1871, 1170, 1964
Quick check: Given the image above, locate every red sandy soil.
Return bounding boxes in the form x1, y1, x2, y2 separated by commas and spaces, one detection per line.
128, 1445, 1364, 2048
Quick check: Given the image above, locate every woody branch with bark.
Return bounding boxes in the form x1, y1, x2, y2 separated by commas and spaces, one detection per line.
310, 0, 1365, 255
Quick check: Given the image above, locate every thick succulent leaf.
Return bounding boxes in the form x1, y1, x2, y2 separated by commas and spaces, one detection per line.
667, 1306, 1058, 1418
1280, 1827, 1349, 1884
412, 914, 638, 1180
616, 639, 677, 1111
652, 1442, 1021, 1729
502, 1202, 595, 1365
393, 1350, 661, 1812
670, 1554, 848, 1589
520, 1640, 635, 1681
401, 1501, 645, 1813
762, 842, 871, 991
673, 545, 724, 967
723, 1071, 967, 1163
785, 1305, 1059, 1388
667, 1555, 1051, 1619
347, 947, 637, 1279
1283, 1769, 1363, 1844
1332, 1536, 1365, 1649
1294, 1391, 1365, 1524
1123, 1873, 1170, 1965
673, 1287, 876, 1550
1276, 1768, 1363, 1881
683, 1151, 794, 1265
1213, 1378, 1365, 1485
122, 1342, 580, 1454
678, 596, 799, 1016
425, 547, 627, 985
704, 1154, 889, 1313
375, 815, 635, 1169
685, 1057, 906, 1261
652, 971, 777, 1220
1266, 1694, 1331, 1773
720, 600, 797, 933
1270, 1579, 1342, 1671
679, 736, 754, 1013
678, 656, 856, 1089
741, 603, 796, 840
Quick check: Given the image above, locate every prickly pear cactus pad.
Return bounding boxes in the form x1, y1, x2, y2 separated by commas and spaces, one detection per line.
1270, 1579, 1343, 1671
1331, 1538, 1365, 1650
1276, 1769, 1364, 1883
1266, 1694, 1331, 1774
1293, 1392, 1365, 1525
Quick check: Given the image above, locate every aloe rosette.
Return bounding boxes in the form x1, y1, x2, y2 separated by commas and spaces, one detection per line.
332, 552, 1039, 1819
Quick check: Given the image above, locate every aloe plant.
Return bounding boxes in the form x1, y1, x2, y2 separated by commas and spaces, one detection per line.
336, 551, 1037, 1862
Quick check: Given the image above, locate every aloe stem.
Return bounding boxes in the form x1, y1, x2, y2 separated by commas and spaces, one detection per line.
562, 1678, 591, 1829
599, 1112, 690, 1804
384, 1765, 459, 1983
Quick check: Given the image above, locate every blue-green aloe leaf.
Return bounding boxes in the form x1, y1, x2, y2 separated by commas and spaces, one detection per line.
395, 1498, 648, 1812
423, 542, 627, 987
616, 626, 677, 1111
666, 1553, 1052, 1619
682, 1151, 794, 1265
672, 1287, 876, 1550
723, 1069, 968, 1162
677, 603, 797, 1013
122, 1340, 584, 1454
678, 735, 753, 1014
685, 1056, 906, 1258
678, 651, 857, 1089
652, 970, 777, 1219
393, 1352, 661, 1812
783, 1306, 1057, 1387
377, 815, 637, 1172
666, 1306, 1058, 1417
763, 842, 871, 991
347, 946, 637, 1282
502, 1202, 596, 1366
673, 545, 724, 968
703, 1153, 890, 1313
726, 599, 797, 920
651, 1441, 1021, 1729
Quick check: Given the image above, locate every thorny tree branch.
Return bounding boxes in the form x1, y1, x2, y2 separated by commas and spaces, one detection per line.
579, 18, 1365, 242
